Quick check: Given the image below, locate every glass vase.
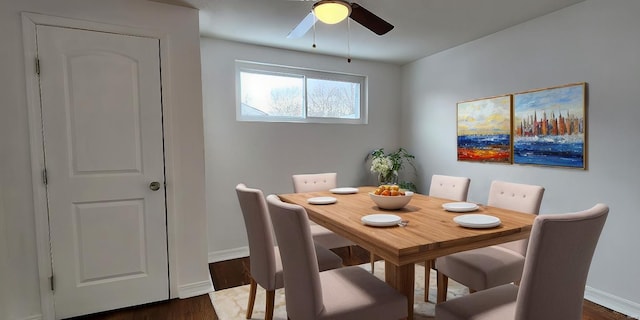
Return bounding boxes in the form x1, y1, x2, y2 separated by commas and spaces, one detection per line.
378, 171, 398, 186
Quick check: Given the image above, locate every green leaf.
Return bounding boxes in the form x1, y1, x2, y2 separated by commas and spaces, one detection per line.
399, 181, 417, 192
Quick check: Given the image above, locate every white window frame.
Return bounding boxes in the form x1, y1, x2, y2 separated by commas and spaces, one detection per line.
235, 60, 368, 124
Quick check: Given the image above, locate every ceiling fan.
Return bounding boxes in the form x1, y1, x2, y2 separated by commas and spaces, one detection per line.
287, 0, 394, 39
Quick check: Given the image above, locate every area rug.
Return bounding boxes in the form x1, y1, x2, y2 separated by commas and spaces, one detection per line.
209, 261, 468, 319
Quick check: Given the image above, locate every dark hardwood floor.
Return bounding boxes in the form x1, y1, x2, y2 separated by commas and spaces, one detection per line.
74, 246, 633, 320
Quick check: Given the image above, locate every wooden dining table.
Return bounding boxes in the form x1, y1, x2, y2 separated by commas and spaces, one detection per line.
278, 186, 536, 320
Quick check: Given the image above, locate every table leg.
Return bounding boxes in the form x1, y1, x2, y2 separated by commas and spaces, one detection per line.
385, 261, 415, 320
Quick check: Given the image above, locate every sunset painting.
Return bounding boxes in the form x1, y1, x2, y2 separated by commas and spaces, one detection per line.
457, 95, 512, 163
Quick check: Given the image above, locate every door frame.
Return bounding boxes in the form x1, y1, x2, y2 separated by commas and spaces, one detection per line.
22, 12, 178, 319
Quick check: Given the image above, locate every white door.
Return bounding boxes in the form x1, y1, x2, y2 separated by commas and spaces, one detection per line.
36, 25, 168, 318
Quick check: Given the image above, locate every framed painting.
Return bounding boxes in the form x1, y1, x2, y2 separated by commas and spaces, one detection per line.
457, 95, 512, 163
512, 82, 587, 169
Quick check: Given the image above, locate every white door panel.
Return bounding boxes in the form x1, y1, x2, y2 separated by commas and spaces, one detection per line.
68, 52, 142, 173
36, 25, 168, 318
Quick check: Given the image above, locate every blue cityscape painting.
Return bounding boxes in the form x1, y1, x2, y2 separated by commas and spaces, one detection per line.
513, 83, 586, 169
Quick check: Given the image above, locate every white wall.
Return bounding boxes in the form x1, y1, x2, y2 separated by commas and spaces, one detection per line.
0, 186, 9, 319
201, 38, 403, 261
0, 0, 211, 319
402, 0, 640, 316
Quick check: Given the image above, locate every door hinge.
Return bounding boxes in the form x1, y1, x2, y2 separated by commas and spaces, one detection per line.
35, 58, 40, 76
49, 275, 55, 291
42, 168, 48, 185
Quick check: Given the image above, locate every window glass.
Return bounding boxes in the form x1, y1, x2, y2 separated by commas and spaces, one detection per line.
240, 71, 304, 118
307, 78, 360, 119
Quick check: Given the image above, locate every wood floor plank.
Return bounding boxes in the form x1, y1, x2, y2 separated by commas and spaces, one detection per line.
69, 294, 216, 320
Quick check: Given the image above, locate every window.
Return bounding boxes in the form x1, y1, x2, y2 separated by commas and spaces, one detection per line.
236, 61, 367, 124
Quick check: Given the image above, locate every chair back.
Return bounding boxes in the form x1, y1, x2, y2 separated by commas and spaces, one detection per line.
292, 172, 337, 193
266, 194, 324, 319
428, 174, 470, 201
488, 180, 545, 255
515, 204, 608, 320
235, 184, 279, 289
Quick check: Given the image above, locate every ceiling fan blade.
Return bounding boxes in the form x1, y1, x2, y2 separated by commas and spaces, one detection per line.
349, 3, 394, 36
287, 12, 316, 39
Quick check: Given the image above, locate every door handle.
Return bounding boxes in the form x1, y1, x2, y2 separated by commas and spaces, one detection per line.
149, 181, 161, 191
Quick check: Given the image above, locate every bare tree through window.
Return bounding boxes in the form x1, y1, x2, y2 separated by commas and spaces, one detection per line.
307, 79, 359, 118
269, 87, 303, 117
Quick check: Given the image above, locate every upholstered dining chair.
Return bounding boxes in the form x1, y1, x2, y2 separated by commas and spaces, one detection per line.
429, 174, 471, 201
292, 172, 339, 193
292, 173, 357, 253
424, 174, 471, 301
436, 180, 545, 303
266, 194, 408, 320
292, 172, 380, 273
435, 203, 609, 320
235, 184, 343, 320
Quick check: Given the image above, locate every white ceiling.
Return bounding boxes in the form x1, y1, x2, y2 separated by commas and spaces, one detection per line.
153, 0, 584, 65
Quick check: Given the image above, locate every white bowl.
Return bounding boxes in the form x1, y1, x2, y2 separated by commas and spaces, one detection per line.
369, 191, 413, 210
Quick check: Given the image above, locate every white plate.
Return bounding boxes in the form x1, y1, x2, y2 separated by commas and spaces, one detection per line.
442, 202, 479, 212
361, 214, 402, 227
453, 214, 501, 228
330, 187, 359, 194
307, 196, 337, 205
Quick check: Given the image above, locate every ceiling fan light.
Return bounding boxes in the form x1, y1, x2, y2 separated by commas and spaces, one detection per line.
313, 0, 351, 25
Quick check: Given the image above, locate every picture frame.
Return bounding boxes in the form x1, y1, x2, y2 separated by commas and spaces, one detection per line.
457, 94, 512, 163
512, 82, 587, 169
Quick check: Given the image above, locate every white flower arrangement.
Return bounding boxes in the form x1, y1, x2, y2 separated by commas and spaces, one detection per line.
370, 156, 394, 177
367, 148, 417, 191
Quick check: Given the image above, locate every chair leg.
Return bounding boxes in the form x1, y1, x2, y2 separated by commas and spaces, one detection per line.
424, 259, 433, 302
246, 277, 257, 319
265, 289, 275, 320
437, 271, 449, 304
370, 252, 377, 273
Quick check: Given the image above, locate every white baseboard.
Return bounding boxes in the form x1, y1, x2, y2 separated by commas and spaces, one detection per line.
585, 286, 640, 319
208, 246, 249, 263
177, 275, 215, 299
